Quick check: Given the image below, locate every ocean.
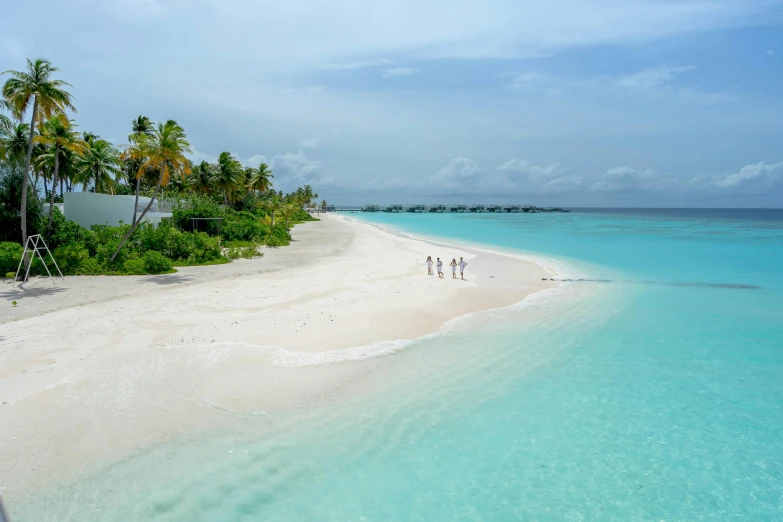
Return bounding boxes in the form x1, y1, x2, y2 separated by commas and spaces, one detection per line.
14, 208, 783, 521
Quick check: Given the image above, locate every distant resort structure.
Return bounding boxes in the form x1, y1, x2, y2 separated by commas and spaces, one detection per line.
349, 204, 570, 213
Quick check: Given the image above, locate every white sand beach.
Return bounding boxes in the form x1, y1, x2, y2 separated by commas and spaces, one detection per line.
0, 214, 554, 499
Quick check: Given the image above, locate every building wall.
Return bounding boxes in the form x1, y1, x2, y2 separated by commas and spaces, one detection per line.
62, 193, 171, 229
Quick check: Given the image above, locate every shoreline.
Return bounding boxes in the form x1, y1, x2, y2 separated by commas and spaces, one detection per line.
0, 214, 557, 500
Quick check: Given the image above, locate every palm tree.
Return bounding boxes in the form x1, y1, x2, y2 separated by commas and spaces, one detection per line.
78, 139, 122, 194
35, 114, 83, 236
247, 163, 273, 193
127, 115, 153, 225
190, 160, 215, 194
212, 151, 244, 207
0, 99, 14, 136
110, 119, 191, 262
0, 122, 30, 163
2, 58, 74, 255
279, 203, 298, 233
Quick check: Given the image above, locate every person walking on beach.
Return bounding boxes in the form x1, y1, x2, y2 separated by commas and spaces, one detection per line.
436, 258, 443, 278
426, 256, 433, 275
459, 257, 467, 280
450, 258, 458, 279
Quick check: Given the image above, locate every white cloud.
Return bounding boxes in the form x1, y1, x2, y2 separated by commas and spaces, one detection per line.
591, 166, 672, 192
430, 158, 482, 188
300, 136, 322, 148
189, 147, 219, 165
381, 67, 420, 78
616, 65, 696, 90
497, 159, 582, 192
318, 59, 393, 70
269, 150, 333, 191
145, 0, 776, 67
767, 49, 775, 56
706, 161, 783, 190
505, 72, 548, 87
245, 154, 268, 168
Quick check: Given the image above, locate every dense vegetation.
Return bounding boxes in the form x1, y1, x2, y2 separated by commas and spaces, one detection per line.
1, 58, 323, 278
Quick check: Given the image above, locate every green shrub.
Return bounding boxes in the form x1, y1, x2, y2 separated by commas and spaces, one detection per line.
171, 194, 225, 235
0, 241, 23, 274
142, 251, 173, 274
77, 257, 102, 275
91, 224, 136, 265
5, 271, 14, 279
123, 257, 147, 275
46, 208, 93, 249
53, 243, 89, 275
222, 210, 268, 242
139, 224, 222, 263
225, 245, 261, 259
265, 234, 288, 247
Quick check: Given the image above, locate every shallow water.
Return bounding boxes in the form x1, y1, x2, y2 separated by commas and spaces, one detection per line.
14, 209, 783, 521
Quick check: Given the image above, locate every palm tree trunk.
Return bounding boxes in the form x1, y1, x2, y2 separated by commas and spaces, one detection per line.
60, 176, 64, 197
43, 176, 48, 197
47, 147, 60, 238
224, 191, 228, 208
110, 169, 164, 263
18, 97, 38, 278
95, 168, 99, 194
132, 175, 141, 226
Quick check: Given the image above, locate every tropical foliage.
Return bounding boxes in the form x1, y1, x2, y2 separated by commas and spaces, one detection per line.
1, 57, 322, 277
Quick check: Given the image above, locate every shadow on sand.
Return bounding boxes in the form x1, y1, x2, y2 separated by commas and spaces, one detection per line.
139, 274, 195, 286
0, 284, 69, 301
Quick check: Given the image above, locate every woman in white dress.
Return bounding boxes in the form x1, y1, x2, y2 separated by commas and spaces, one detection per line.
450, 258, 458, 278
436, 258, 443, 278
426, 256, 433, 275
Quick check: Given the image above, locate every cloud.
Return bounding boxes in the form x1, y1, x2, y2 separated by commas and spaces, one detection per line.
704, 161, 783, 190
430, 158, 482, 188
269, 150, 333, 191
381, 67, 420, 78
497, 159, 583, 192
245, 154, 268, 168
616, 65, 696, 90
127, 0, 778, 67
590, 166, 673, 192
383, 157, 582, 194
300, 136, 322, 148
767, 49, 775, 56
503, 72, 563, 95
318, 59, 393, 70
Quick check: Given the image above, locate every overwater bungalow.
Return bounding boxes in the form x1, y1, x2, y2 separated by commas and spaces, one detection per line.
407, 204, 427, 213
363, 204, 380, 212
469, 204, 486, 213
450, 204, 469, 213
429, 204, 448, 213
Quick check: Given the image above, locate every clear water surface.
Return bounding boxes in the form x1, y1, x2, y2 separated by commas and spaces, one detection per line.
15, 208, 783, 521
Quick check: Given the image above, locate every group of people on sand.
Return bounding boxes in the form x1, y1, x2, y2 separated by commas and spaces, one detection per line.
426, 256, 467, 280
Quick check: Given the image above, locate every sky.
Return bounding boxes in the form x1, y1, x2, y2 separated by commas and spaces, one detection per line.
2, 0, 783, 207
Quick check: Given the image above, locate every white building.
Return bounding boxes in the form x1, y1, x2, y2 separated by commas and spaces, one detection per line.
44, 193, 173, 229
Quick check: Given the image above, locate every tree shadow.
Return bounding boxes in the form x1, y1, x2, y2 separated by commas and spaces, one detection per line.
139, 274, 195, 286
0, 284, 69, 301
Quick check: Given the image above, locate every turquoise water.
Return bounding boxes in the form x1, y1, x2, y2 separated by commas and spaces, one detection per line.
15, 209, 783, 521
